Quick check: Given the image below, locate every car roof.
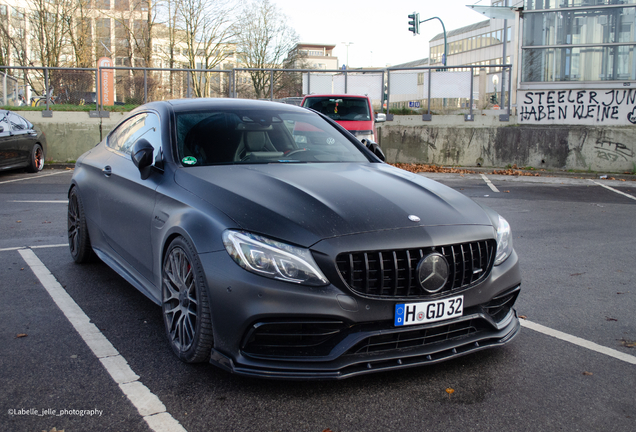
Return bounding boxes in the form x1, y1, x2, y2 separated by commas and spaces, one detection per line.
160, 98, 309, 113
303, 94, 369, 99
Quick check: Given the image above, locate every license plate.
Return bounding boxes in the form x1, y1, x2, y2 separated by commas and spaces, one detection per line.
394, 295, 463, 326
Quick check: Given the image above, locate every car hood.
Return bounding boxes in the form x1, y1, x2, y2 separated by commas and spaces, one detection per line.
174, 163, 493, 247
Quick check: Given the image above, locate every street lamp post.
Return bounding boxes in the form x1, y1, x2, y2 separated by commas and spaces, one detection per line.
342, 42, 353, 68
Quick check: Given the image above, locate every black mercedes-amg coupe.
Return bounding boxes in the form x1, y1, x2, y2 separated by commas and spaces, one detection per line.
68, 98, 521, 379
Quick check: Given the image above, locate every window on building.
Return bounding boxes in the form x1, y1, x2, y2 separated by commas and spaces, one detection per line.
132, 0, 148, 12
11, 7, 24, 20
95, 0, 110, 9
96, 18, 111, 57
115, 0, 129, 10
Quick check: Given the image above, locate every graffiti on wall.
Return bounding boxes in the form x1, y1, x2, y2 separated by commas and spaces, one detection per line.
594, 140, 634, 162
518, 89, 636, 125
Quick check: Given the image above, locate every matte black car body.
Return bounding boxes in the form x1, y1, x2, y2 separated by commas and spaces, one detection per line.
0, 110, 47, 172
69, 98, 521, 379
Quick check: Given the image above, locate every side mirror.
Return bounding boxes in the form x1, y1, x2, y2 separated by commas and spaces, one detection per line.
131, 138, 155, 180
361, 138, 386, 162
374, 113, 386, 123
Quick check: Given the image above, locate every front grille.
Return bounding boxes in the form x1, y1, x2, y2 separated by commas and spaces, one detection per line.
346, 319, 489, 355
336, 240, 496, 298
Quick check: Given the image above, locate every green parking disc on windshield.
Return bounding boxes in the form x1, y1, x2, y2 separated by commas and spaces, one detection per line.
182, 156, 197, 165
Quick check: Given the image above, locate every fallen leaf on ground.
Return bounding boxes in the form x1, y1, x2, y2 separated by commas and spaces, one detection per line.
605, 317, 618, 322
445, 388, 455, 399
518, 315, 527, 319
392, 163, 476, 174
16, 220, 21, 223
619, 339, 636, 348
570, 272, 585, 276
491, 169, 540, 177
16, 333, 27, 338
582, 371, 593, 376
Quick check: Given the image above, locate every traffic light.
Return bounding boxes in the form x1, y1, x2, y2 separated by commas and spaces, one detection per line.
408, 12, 420, 35
490, 94, 498, 104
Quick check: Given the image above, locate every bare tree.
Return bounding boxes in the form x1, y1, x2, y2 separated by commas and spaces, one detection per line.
177, 0, 237, 97
27, 0, 73, 68
67, 1, 93, 68
235, 0, 300, 99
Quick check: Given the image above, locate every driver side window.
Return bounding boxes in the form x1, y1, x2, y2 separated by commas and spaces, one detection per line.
108, 112, 161, 156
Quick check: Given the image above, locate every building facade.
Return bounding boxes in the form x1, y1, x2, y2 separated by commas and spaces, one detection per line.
291, 43, 338, 70
519, 0, 636, 126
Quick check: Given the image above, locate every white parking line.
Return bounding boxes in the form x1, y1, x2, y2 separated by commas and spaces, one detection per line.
0, 244, 67, 252
8, 200, 69, 203
520, 319, 636, 365
589, 179, 636, 201
480, 174, 500, 193
18, 249, 187, 432
0, 170, 72, 185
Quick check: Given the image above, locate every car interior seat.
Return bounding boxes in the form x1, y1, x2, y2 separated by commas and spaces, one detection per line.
184, 114, 241, 164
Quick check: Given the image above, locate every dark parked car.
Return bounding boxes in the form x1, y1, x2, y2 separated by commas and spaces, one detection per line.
0, 110, 47, 172
68, 98, 521, 379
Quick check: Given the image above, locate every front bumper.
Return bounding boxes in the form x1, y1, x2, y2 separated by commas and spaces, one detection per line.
199, 244, 521, 380
210, 307, 520, 380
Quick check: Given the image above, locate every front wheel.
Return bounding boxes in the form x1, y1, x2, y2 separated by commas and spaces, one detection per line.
68, 187, 94, 263
162, 237, 213, 363
26, 143, 44, 173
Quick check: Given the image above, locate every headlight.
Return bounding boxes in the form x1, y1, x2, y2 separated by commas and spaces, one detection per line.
494, 215, 513, 265
222, 230, 328, 286
351, 130, 374, 142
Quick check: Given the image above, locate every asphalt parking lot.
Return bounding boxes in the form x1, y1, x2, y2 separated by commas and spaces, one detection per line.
1, 168, 634, 432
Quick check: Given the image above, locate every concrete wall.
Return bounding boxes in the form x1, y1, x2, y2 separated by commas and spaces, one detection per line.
22, 111, 128, 162
21, 110, 636, 172
377, 113, 636, 172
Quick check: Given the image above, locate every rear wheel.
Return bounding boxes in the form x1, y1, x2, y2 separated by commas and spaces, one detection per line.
162, 236, 213, 363
26, 143, 44, 173
68, 187, 94, 263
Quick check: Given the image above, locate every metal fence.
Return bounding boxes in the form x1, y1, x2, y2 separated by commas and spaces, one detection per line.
387, 64, 512, 121
0, 72, 20, 106
0, 64, 511, 121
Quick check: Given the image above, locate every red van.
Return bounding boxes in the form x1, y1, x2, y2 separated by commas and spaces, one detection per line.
301, 94, 383, 142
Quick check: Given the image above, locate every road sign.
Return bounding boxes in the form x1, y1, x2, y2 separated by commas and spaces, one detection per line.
409, 101, 421, 108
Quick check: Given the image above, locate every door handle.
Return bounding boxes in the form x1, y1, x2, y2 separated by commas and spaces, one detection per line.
102, 165, 112, 177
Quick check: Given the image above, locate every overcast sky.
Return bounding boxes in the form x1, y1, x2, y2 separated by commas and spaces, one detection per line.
270, 0, 491, 68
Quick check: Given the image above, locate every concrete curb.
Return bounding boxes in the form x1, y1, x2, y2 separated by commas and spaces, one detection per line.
417, 165, 636, 182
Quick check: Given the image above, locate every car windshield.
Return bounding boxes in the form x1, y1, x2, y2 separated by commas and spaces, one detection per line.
302, 97, 371, 121
176, 109, 370, 166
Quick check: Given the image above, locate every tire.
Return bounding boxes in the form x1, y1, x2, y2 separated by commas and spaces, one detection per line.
26, 143, 44, 173
162, 236, 214, 363
68, 187, 94, 263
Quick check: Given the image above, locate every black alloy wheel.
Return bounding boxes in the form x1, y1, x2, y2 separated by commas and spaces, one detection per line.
162, 237, 213, 363
67, 187, 93, 263
27, 143, 44, 173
